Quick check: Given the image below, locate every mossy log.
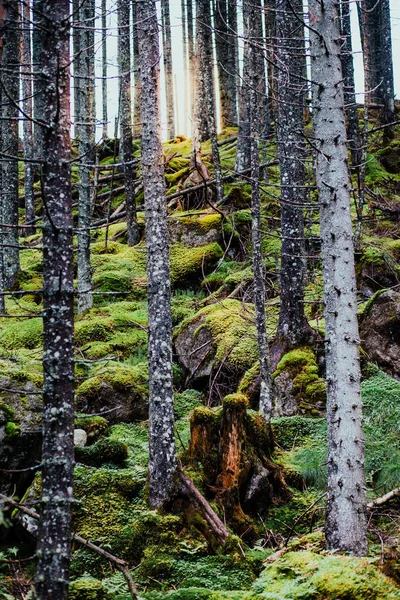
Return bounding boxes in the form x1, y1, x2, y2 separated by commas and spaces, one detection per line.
185, 394, 290, 540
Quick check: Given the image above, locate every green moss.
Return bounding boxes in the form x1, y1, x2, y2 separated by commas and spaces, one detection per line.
272, 417, 323, 451
169, 243, 224, 285
75, 415, 109, 442
69, 577, 105, 600
76, 363, 148, 399
175, 390, 204, 420
165, 166, 191, 185
191, 406, 221, 428
4, 421, 20, 437
75, 438, 128, 467
253, 551, 400, 599
0, 317, 43, 349
196, 213, 223, 232
223, 394, 248, 410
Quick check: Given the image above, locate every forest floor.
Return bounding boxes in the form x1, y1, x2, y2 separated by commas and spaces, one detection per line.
0, 115, 400, 599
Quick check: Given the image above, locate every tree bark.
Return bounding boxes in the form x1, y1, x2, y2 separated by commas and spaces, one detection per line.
21, 0, 35, 235
235, 6, 251, 173
187, 0, 195, 123
132, 0, 142, 139
0, 0, 20, 288
102, 0, 108, 138
193, 0, 211, 142
161, 0, 175, 140
214, 0, 238, 128
77, 0, 95, 313
118, 0, 140, 246
137, 0, 176, 508
339, 0, 361, 169
309, 0, 368, 556
275, 0, 312, 349
247, 0, 272, 421
181, 0, 189, 135
33, 1, 75, 597
357, 0, 395, 140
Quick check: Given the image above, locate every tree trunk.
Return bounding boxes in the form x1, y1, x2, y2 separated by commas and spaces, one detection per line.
132, 0, 142, 139
77, 0, 95, 313
247, 0, 272, 421
235, 5, 251, 173
187, 0, 195, 123
275, 0, 312, 351
33, 1, 75, 597
118, 0, 140, 246
72, 0, 81, 140
0, 0, 20, 288
137, 0, 176, 509
181, 0, 189, 135
339, 0, 361, 169
32, 0, 44, 157
264, 0, 277, 123
193, 0, 211, 142
161, 0, 175, 140
102, 0, 108, 138
309, 0, 368, 556
358, 0, 395, 140
21, 0, 35, 235
214, 0, 238, 128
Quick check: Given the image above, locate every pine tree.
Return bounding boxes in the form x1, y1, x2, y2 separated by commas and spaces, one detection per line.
137, 0, 176, 508
214, 0, 238, 128
33, 0, 75, 596
21, 0, 35, 235
310, 0, 368, 556
161, 0, 175, 139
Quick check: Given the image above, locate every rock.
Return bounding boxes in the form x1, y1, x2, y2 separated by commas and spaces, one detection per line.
74, 429, 87, 447
360, 289, 400, 379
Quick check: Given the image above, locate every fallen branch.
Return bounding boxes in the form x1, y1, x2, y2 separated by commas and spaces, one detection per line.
178, 471, 230, 546
367, 488, 400, 509
0, 493, 138, 600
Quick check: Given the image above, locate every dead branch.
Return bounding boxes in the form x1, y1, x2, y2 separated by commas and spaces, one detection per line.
367, 488, 400, 509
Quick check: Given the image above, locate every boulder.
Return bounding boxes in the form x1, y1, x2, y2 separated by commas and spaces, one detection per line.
74, 429, 87, 447
360, 289, 400, 379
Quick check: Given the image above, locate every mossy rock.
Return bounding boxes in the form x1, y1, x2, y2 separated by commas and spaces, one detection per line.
253, 551, 400, 599
75, 415, 109, 443
76, 363, 148, 424
69, 577, 105, 600
0, 317, 43, 349
272, 347, 326, 416
175, 300, 258, 395
75, 437, 128, 467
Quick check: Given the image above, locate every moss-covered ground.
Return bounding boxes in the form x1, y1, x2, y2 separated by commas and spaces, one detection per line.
1, 122, 400, 599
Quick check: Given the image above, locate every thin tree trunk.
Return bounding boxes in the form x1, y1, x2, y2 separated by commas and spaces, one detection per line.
161, 0, 175, 139
187, 0, 195, 123
77, 0, 95, 313
32, 0, 44, 157
193, 0, 211, 142
72, 0, 81, 139
235, 6, 251, 173
247, 0, 272, 421
102, 0, 108, 138
33, 1, 74, 597
181, 0, 189, 135
0, 17, 5, 314
132, 0, 142, 138
358, 0, 395, 140
21, 0, 35, 235
0, 0, 20, 288
264, 0, 277, 123
309, 0, 367, 556
339, 0, 361, 169
118, 0, 139, 246
214, 0, 238, 128
275, 0, 312, 350
137, 0, 176, 508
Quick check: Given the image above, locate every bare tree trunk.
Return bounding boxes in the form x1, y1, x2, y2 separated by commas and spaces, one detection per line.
193, 0, 211, 142
235, 6, 251, 173
102, 0, 108, 138
161, 0, 175, 139
309, 0, 367, 556
77, 0, 95, 313
214, 0, 238, 128
264, 0, 276, 123
247, 0, 272, 421
137, 0, 176, 508
275, 0, 312, 351
0, 0, 20, 288
33, 1, 75, 597
187, 0, 195, 123
181, 0, 189, 134
358, 0, 395, 141
0, 29, 5, 314
21, 0, 35, 235
32, 0, 44, 156
339, 0, 361, 169
132, 0, 142, 138
72, 0, 81, 139
118, 0, 139, 246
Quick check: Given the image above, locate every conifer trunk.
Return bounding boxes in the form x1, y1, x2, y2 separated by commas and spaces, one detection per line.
214, 0, 238, 128
33, 1, 75, 596
309, 0, 367, 556
77, 0, 95, 313
187, 0, 195, 123
137, 0, 176, 508
118, 0, 139, 246
102, 0, 108, 138
161, 0, 175, 140
0, 0, 20, 288
132, 0, 142, 139
193, 0, 211, 142
21, 0, 35, 235
275, 0, 312, 350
